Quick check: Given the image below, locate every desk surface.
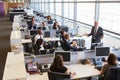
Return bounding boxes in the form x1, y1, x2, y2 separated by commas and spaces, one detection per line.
27, 64, 100, 80
3, 52, 27, 80
68, 64, 100, 79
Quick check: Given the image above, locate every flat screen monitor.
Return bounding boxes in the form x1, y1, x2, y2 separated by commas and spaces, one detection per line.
54, 51, 71, 62
61, 27, 68, 32
44, 31, 50, 37
95, 47, 110, 57
48, 49, 55, 54
47, 20, 53, 24
39, 50, 47, 55
30, 30, 38, 36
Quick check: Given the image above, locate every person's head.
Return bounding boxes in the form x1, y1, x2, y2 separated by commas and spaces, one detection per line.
60, 30, 66, 35
64, 34, 70, 40
107, 53, 117, 65
47, 15, 51, 20
41, 21, 46, 27
37, 30, 43, 35
32, 16, 35, 25
36, 38, 44, 46
94, 21, 99, 28
52, 54, 64, 68
53, 21, 59, 29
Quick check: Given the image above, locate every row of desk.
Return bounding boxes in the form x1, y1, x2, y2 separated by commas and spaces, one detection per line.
7, 7, 120, 80
3, 52, 100, 80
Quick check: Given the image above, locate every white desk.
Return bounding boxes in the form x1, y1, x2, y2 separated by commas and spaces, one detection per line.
68, 64, 100, 79
3, 52, 27, 80
27, 64, 100, 80
21, 36, 83, 43
22, 39, 32, 43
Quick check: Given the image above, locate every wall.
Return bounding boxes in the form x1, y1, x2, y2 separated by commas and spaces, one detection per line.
0, 2, 5, 16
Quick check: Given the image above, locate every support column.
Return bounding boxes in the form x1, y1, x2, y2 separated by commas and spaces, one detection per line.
54, 0, 56, 19
73, 0, 77, 33
94, 0, 100, 26
61, 0, 64, 25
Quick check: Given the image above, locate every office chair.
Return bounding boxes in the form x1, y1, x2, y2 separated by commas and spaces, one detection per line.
60, 41, 67, 51
99, 67, 120, 80
107, 67, 120, 80
48, 71, 70, 80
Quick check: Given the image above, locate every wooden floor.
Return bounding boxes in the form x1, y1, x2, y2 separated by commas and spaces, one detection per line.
0, 16, 12, 80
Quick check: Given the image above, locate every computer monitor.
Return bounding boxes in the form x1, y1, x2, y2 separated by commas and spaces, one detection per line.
60, 27, 68, 32
30, 30, 38, 36
54, 51, 71, 62
47, 20, 53, 24
44, 31, 50, 37
95, 47, 110, 57
48, 49, 55, 54
39, 50, 47, 55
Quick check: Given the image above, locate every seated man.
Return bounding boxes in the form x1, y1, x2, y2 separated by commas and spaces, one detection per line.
63, 34, 78, 51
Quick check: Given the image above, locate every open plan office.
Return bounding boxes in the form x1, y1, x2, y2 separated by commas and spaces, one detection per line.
1, 0, 120, 80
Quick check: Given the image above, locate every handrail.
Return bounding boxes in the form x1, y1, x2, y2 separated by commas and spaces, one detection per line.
50, 13, 120, 37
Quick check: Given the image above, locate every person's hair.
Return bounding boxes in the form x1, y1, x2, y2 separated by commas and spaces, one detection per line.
107, 53, 117, 65
36, 38, 43, 46
41, 21, 46, 27
47, 15, 51, 20
51, 54, 64, 70
32, 16, 35, 24
53, 21, 59, 29
37, 30, 43, 35
64, 34, 69, 39
60, 30, 64, 35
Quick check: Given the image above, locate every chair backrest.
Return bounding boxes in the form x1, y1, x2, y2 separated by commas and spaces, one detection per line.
60, 41, 69, 51
107, 67, 120, 80
47, 71, 70, 80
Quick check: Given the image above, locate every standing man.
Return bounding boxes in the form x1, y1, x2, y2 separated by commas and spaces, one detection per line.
84, 22, 104, 49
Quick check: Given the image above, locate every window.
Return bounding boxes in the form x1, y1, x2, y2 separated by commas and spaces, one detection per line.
56, 3, 61, 16
64, 2, 69, 18
68, 3, 74, 19
99, 3, 120, 34
77, 3, 95, 25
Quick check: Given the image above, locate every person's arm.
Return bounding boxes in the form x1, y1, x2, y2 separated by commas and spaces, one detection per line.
65, 70, 69, 74
100, 64, 107, 75
81, 27, 94, 37
65, 70, 76, 78
100, 27, 104, 39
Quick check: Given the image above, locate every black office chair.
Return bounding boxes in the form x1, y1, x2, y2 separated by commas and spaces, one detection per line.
47, 71, 70, 80
107, 67, 120, 80
99, 67, 120, 80
60, 41, 67, 51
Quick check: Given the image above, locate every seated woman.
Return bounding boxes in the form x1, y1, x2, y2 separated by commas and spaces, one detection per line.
63, 34, 78, 51
39, 21, 48, 30
100, 53, 118, 80
47, 15, 52, 21
31, 16, 37, 30
50, 54, 76, 77
34, 30, 43, 43
53, 21, 60, 30
60, 30, 66, 41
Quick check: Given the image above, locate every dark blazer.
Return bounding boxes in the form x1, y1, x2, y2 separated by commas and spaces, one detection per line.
63, 40, 77, 51
88, 26, 103, 43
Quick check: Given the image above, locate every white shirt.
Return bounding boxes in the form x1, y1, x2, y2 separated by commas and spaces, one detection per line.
39, 45, 44, 50
34, 34, 43, 43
